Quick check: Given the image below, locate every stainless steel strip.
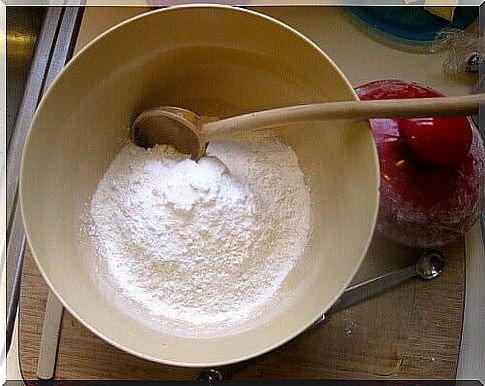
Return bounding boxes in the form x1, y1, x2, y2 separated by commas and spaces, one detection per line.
6, 7, 62, 232
6, 7, 44, 152
44, 7, 85, 93
6, 6, 84, 355
5, 8, 63, 355
5, 205, 26, 351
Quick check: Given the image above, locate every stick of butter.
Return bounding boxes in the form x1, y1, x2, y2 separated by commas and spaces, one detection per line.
424, 6, 457, 21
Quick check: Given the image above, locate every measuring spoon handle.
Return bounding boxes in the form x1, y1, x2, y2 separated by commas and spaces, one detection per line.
327, 264, 418, 315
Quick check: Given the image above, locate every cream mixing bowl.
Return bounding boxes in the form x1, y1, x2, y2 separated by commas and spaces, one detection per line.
20, 5, 379, 367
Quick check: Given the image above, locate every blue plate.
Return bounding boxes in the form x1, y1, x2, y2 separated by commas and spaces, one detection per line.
346, 7, 478, 43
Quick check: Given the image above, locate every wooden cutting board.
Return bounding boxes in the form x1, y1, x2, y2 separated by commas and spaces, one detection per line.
18, 234, 465, 380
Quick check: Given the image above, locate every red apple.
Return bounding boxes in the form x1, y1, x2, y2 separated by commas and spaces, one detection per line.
398, 117, 472, 169
355, 80, 484, 248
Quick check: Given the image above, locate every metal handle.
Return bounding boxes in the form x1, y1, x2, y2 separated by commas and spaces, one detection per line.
327, 264, 417, 315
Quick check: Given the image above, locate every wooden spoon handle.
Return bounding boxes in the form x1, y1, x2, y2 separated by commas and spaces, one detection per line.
202, 94, 485, 141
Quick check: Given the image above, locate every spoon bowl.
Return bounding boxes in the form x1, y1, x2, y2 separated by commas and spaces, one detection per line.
131, 106, 206, 159
416, 250, 445, 280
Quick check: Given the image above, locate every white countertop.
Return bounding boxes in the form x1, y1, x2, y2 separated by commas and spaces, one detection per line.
7, 6, 484, 381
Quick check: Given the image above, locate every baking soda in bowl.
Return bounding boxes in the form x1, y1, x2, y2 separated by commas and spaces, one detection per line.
85, 133, 311, 336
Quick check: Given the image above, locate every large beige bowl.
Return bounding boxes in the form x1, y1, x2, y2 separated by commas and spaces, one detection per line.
20, 5, 379, 367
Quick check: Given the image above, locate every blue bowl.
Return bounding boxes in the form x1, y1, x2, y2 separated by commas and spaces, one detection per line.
346, 6, 478, 43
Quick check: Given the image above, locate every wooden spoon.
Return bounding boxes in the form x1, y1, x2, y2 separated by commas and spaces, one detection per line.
131, 94, 485, 160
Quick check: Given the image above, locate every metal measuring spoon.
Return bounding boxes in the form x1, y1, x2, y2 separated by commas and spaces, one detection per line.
317, 249, 445, 323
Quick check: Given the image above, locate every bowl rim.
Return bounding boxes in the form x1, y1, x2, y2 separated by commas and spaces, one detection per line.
19, 4, 380, 368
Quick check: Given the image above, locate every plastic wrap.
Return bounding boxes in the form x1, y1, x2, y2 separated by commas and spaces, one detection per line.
428, 27, 484, 74
356, 80, 485, 248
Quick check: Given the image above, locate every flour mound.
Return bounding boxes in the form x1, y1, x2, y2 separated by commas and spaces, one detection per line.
89, 136, 311, 332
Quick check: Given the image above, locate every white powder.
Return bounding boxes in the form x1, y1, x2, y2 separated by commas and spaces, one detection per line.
88, 134, 311, 335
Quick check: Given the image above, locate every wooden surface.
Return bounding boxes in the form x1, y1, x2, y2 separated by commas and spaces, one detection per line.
18, 234, 466, 380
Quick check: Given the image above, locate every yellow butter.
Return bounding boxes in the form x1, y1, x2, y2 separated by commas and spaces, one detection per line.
424, 6, 456, 21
